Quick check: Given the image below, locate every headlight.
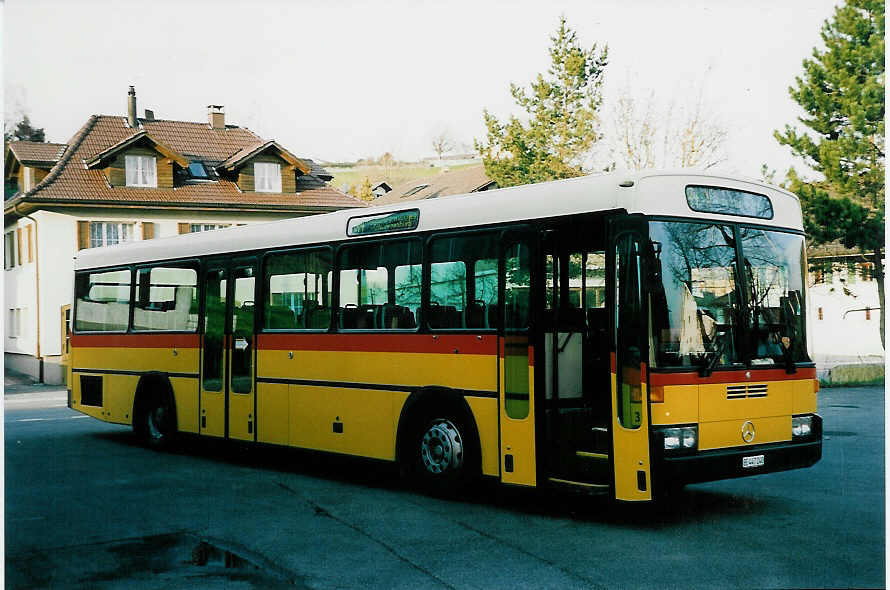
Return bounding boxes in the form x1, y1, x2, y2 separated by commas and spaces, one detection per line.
792, 415, 813, 438
662, 426, 697, 451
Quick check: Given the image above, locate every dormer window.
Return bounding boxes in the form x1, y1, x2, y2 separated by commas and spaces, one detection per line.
125, 155, 157, 187
254, 162, 281, 193
188, 161, 209, 179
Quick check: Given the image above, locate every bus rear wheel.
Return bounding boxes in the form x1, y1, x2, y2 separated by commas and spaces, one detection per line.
136, 396, 175, 450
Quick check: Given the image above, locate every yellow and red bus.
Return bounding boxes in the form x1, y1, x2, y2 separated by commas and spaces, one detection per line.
69, 171, 821, 501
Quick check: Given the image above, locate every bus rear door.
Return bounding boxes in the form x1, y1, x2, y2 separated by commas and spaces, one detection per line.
199, 257, 258, 441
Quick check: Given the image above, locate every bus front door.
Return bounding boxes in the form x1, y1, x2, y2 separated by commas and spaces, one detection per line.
199, 258, 258, 441
499, 236, 537, 487
609, 224, 652, 501
540, 225, 611, 490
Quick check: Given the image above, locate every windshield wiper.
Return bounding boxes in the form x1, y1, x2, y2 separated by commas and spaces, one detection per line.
698, 330, 728, 378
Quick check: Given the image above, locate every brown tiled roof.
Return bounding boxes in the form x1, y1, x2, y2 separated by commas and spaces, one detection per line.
303, 159, 333, 181
6, 115, 365, 213
372, 164, 496, 206
7, 141, 67, 165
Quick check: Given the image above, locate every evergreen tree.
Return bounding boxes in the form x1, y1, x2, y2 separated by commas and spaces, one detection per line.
774, 0, 885, 347
4, 114, 46, 143
357, 177, 374, 202
476, 17, 608, 187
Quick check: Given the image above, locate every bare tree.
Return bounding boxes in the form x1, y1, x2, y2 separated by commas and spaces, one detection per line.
608, 80, 727, 171
431, 131, 454, 160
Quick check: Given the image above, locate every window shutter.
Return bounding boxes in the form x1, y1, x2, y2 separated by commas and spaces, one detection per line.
178, 223, 190, 235
77, 221, 90, 250
142, 222, 155, 240
16, 229, 23, 265
26, 225, 33, 263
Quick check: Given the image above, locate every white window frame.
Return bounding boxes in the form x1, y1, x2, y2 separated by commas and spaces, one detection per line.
7, 308, 22, 339
125, 155, 158, 188
189, 224, 230, 233
89, 222, 136, 248
254, 162, 282, 193
22, 167, 34, 192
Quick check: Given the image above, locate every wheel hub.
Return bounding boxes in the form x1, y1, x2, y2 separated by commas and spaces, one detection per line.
147, 406, 167, 440
420, 419, 463, 474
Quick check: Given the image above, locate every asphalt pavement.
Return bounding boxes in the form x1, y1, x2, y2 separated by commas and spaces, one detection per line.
4, 379, 886, 589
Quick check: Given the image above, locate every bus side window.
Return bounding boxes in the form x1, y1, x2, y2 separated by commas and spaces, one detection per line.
133, 265, 198, 332
265, 249, 332, 330
73, 268, 132, 332
338, 240, 421, 330
428, 232, 498, 330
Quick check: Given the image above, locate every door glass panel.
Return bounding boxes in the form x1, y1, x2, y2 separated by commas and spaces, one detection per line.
504, 241, 531, 419
615, 235, 642, 429
202, 270, 226, 392
231, 267, 255, 394
585, 251, 606, 309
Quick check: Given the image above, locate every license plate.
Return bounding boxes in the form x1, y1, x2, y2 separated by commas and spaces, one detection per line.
742, 454, 765, 468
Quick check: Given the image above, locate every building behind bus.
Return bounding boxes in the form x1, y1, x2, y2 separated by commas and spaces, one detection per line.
4, 86, 365, 384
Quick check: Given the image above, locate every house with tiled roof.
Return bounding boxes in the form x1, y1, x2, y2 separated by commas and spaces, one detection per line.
371, 164, 497, 206
4, 86, 365, 383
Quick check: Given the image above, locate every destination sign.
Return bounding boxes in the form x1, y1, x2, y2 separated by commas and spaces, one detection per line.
347, 209, 420, 236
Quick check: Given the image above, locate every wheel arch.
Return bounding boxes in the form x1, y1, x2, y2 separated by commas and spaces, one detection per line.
132, 372, 179, 432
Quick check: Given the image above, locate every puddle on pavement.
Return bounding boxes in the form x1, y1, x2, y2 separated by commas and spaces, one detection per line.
7, 532, 305, 589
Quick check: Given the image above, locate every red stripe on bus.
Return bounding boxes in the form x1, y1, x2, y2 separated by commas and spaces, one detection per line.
70, 333, 200, 348
257, 333, 497, 355
649, 367, 817, 386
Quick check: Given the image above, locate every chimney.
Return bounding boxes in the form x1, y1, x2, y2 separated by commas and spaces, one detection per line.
144, 109, 155, 121
127, 86, 137, 127
208, 105, 225, 130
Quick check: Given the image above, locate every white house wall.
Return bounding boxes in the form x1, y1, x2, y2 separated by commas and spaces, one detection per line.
4, 219, 38, 359
809, 276, 883, 366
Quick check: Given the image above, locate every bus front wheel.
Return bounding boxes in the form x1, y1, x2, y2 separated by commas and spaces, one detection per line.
404, 409, 479, 495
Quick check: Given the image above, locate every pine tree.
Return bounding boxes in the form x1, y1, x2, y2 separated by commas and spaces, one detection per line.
774, 0, 885, 347
475, 17, 608, 187
4, 114, 46, 143
357, 177, 374, 202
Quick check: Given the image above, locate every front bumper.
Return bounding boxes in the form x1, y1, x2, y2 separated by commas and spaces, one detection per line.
656, 416, 822, 485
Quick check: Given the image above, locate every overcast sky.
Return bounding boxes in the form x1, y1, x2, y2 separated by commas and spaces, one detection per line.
4, 0, 839, 179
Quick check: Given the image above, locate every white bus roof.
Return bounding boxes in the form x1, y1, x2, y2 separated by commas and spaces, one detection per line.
75, 170, 803, 271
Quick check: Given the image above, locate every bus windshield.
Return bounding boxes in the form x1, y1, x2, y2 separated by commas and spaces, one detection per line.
738, 227, 809, 365
649, 220, 809, 369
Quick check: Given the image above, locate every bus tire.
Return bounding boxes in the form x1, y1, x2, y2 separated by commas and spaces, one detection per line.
133, 378, 177, 450
401, 404, 480, 496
